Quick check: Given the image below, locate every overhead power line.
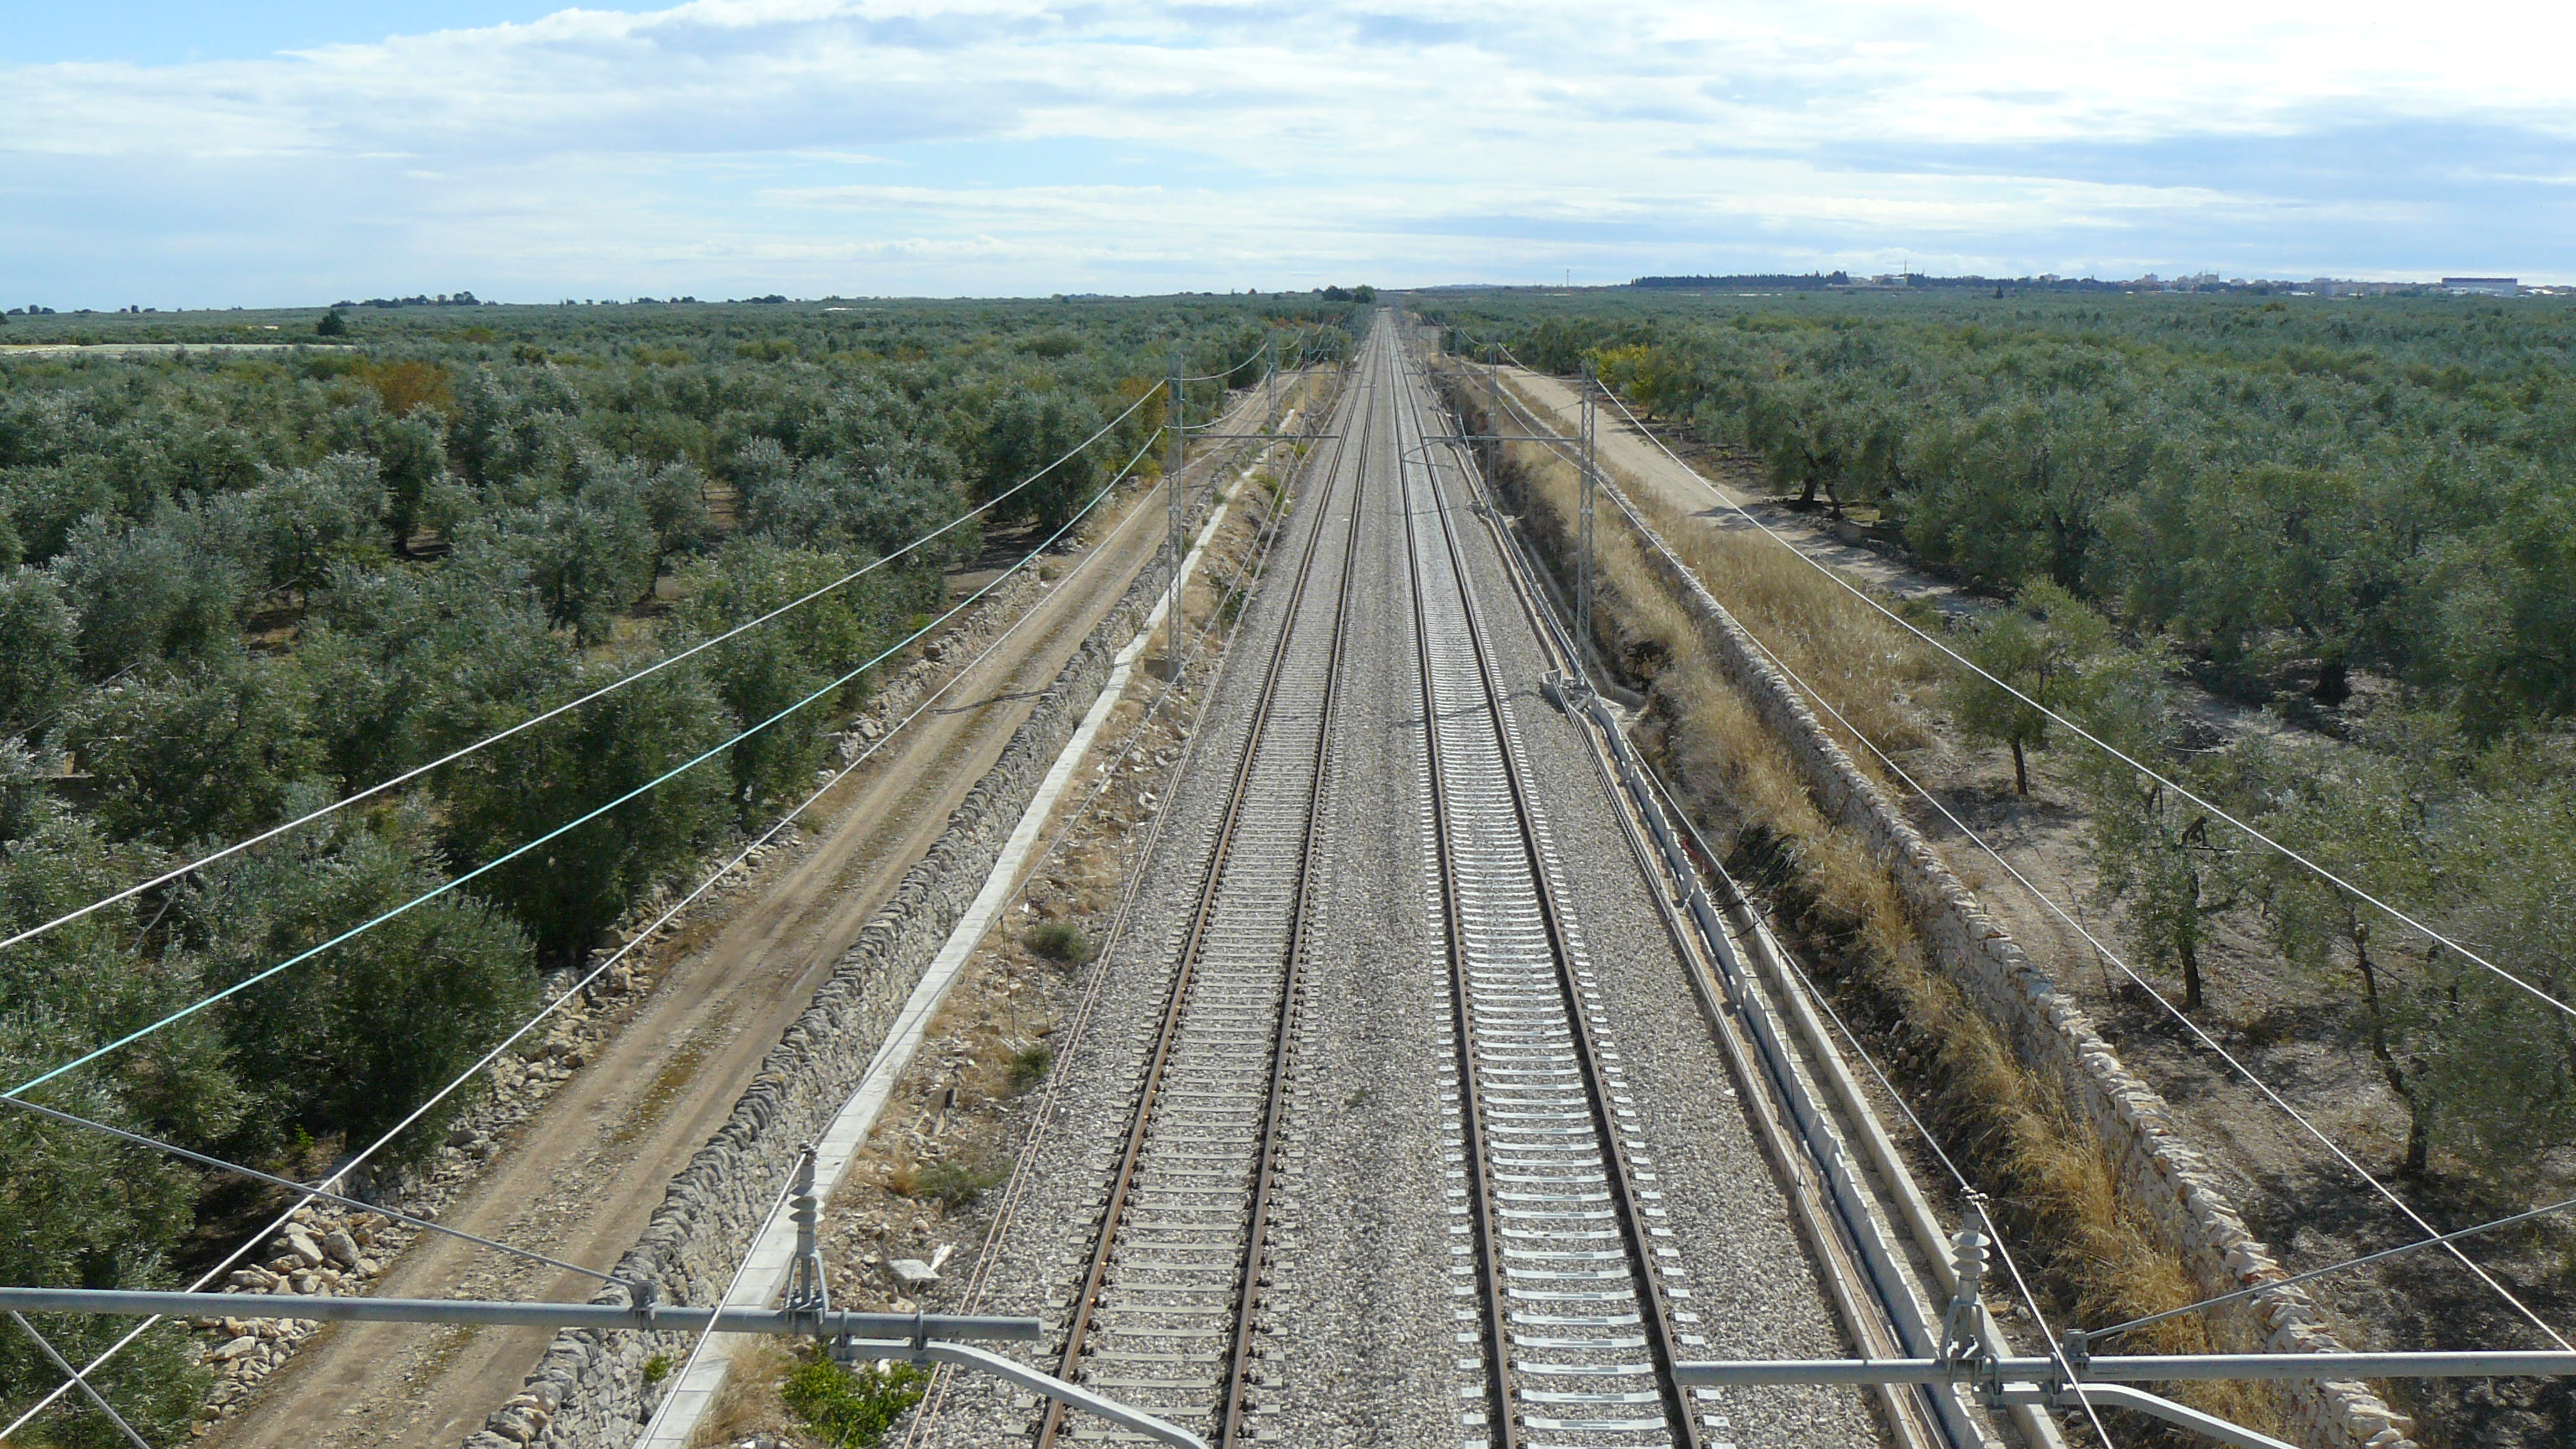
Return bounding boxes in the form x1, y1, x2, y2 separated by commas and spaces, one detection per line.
0, 385, 1164, 961
1512, 354, 2576, 1026
1710, 585, 2573, 1349
0, 1093, 618, 1287
3, 430, 1164, 1103
0, 401, 1242, 1441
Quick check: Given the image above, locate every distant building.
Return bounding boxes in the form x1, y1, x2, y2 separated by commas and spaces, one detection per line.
2444, 277, 2519, 297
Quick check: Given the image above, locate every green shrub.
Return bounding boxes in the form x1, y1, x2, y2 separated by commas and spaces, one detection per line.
1009, 1041, 1054, 1092
904, 1159, 1004, 1211
1026, 920, 1093, 965
782, 1353, 925, 1448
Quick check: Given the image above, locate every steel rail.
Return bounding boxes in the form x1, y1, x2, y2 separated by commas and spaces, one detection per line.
898, 363, 1352, 1449
1406, 340, 1972, 1449
1034, 337, 1373, 1449
1389, 322, 1701, 1449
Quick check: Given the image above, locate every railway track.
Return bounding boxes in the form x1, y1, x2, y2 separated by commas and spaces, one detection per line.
1035, 356, 1374, 1448
1386, 335, 1707, 1449
999, 321, 1938, 1449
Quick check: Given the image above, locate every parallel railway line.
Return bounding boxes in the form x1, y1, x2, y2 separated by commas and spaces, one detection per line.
1036, 356, 1374, 1448
1390, 338, 1706, 1449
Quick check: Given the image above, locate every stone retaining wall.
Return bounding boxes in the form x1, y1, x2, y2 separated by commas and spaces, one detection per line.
464, 550, 1171, 1449
1606, 480, 2412, 1449
1446, 378, 2411, 1449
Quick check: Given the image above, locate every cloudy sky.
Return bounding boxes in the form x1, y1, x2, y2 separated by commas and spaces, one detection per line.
6, 1, 2572, 305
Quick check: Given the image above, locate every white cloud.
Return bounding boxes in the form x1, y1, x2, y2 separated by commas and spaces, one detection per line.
3, 0, 2572, 301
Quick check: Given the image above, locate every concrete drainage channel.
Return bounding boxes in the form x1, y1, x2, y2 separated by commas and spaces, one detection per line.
465, 439, 1296, 1449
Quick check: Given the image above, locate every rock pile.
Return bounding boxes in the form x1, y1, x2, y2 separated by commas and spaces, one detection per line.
190, 1203, 398, 1429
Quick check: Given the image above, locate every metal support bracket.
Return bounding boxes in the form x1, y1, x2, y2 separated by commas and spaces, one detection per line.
1989, 1382, 2301, 1449
834, 1337, 1211, 1449
782, 1145, 828, 1337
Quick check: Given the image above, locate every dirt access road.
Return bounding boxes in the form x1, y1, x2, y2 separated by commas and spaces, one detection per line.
210, 387, 1286, 1449
1498, 360, 2576, 1443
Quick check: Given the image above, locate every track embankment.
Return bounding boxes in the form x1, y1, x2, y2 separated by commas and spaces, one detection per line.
202, 389, 1287, 1449
1441, 363, 2418, 1449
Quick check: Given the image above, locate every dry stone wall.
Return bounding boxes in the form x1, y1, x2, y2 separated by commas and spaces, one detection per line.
463, 552, 1168, 1449
1583, 468, 2414, 1449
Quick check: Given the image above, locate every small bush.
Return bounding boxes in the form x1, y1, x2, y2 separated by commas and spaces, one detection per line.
782, 1353, 926, 1448
1009, 1041, 1054, 1092
640, 1353, 672, 1385
1026, 920, 1094, 965
904, 1159, 1004, 1210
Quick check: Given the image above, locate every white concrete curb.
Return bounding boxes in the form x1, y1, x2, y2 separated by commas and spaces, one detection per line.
639, 457, 1263, 1447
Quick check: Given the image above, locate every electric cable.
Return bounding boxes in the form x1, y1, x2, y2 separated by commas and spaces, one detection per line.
1974, 1197, 2126, 1449
0, 405, 1208, 1441
631, 1159, 802, 1446
5, 431, 1163, 1102
1177, 336, 1275, 384
2091, 1192, 2576, 1346
4, 1315, 148, 1449
0, 1093, 620, 1286
633, 363, 1304, 1449
0, 371, 1281, 1435
906, 363, 1346, 1447
0, 386, 1166, 961
1470, 357, 2573, 1350
1555, 356, 2576, 1024
1716, 583, 2573, 1350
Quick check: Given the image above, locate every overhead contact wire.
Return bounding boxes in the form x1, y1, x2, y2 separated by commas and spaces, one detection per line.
0, 385, 1166, 959
1487, 353, 2569, 1348
0, 402, 1218, 1440
7, 431, 1162, 1101
1493, 350, 2576, 1023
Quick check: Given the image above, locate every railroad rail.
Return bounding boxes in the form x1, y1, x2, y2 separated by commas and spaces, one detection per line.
1035, 351, 1375, 1448
1386, 330, 1707, 1449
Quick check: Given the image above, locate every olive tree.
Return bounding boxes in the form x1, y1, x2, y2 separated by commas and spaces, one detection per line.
1949, 580, 2119, 796
181, 801, 536, 1160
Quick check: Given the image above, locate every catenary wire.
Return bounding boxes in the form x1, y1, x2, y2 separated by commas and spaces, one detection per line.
2094, 1192, 2576, 1345
0, 1093, 618, 1285
0, 385, 1165, 961
1492, 349, 2576, 1025
4, 1315, 148, 1449
1714, 586, 2575, 1350
0, 370, 1278, 1435
1493, 332, 2576, 1351
636, 363, 1298, 1443
1420, 339, 2106, 1443
0, 391, 1241, 1440
907, 372, 1337, 1446
1483, 333, 2576, 1348
5, 431, 1161, 1102
1974, 1197, 2124, 1449
1470, 355, 2576, 1344
631, 1158, 803, 1445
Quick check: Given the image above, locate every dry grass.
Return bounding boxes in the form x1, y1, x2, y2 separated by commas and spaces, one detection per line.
1483, 418, 1935, 791
688, 1336, 802, 1448
1449, 375, 2283, 1440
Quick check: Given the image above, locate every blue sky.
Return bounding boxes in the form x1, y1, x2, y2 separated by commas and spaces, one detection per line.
4, 1, 2572, 306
